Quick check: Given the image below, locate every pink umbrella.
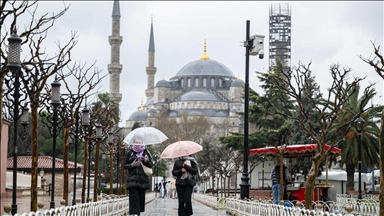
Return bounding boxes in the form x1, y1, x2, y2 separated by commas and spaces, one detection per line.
160, 140, 203, 159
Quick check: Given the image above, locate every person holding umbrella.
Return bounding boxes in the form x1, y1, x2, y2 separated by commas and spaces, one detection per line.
172, 155, 199, 216
124, 137, 153, 216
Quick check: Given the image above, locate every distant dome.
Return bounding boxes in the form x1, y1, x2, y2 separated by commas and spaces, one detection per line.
144, 98, 154, 106
128, 110, 147, 121
230, 107, 238, 113
216, 111, 228, 117
148, 108, 157, 113
172, 59, 235, 78
231, 79, 245, 87
179, 90, 221, 101
156, 80, 171, 88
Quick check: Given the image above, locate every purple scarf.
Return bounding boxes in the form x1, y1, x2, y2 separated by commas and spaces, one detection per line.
132, 145, 146, 160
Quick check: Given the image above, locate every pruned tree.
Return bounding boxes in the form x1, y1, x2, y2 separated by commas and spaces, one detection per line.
1, 0, 75, 211
55, 61, 106, 205
270, 61, 374, 209
359, 42, 384, 214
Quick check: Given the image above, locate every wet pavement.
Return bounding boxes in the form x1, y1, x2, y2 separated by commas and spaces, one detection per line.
1, 195, 64, 215
141, 196, 228, 216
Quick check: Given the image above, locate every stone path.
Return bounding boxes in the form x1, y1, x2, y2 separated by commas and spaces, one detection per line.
140, 197, 229, 216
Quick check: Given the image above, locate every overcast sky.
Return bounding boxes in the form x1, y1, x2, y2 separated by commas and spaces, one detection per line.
4, 1, 384, 127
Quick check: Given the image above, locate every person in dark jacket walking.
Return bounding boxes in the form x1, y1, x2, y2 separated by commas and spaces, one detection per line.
172, 156, 198, 216
124, 138, 153, 216
271, 163, 289, 204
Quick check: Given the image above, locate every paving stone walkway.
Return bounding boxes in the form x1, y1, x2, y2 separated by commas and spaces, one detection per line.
140, 197, 229, 216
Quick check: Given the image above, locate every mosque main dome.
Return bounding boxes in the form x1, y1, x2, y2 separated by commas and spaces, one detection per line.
172, 59, 235, 79
170, 40, 235, 80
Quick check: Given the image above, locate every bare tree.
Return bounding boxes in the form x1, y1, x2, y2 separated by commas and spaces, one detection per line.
270, 62, 374, 209
1, 1, 75, 211
360, 42, 384, 214
55, 61, 106, 205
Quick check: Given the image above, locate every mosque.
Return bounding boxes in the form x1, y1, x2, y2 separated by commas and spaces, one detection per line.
108, 1, 291, 135
107, 1, 246, 134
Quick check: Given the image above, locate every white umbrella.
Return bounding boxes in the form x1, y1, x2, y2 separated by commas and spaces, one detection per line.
123, 126, 168, 145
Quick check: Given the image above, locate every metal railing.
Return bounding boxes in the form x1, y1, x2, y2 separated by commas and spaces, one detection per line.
193, 193, 380, 216
3, 193, 156, 216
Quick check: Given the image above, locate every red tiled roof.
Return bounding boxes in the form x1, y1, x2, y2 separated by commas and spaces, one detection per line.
7, 156, 83, 169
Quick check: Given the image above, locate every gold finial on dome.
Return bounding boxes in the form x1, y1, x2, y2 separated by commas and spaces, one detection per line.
238, 74, 240, 79
162, 75, 165, 80
139, 98, 144, 111
200, 39, 210, 60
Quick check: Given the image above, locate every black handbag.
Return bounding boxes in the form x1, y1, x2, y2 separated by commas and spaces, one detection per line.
187, 175, 196, 187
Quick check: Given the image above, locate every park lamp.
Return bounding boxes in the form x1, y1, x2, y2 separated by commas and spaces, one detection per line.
68, 135, 73, 145
82, 105, 90, 128
21, 106, 29, 128
108, 131, 114, 145
354, 117, 365, 134
355, 117, 365, 133
102, 153, 106, 160
96, 123, 102, 141
50, 77, 61, 107
7, 30, 22, 71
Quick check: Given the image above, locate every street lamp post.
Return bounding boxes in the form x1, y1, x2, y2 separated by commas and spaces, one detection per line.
240, 20, 265, 200
108, 131, 114, 194
81, 105, 90, 202
50, 77, 61, 209
7, 30, 22, 216
354, 117, 365, 200
261, 155, 265, 190
102, 153, 107, 184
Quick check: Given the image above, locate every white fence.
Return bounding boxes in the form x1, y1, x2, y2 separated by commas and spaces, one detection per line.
2, 193, 156, 216
225, 195, 380, 216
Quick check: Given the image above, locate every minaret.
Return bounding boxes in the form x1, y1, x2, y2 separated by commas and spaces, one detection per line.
145, 16, 157, 101
108, 0, 123, 103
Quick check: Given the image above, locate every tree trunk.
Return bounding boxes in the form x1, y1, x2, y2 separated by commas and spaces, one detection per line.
227, 176, 230, 197
63, 127, 69, 205
81, 138, 89, 203
30, 105, 39, 211
304, 159, 319, 209
379, 110, 384, 215
93, 141, 100, 201
345, 163, 355, 191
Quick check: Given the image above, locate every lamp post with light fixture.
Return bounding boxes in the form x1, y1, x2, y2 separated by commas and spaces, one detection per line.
240, 20, 265, 200
354, 116, 365, 200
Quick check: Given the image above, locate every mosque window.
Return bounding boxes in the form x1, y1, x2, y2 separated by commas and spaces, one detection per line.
181, 79, 184, 88
203, 78, 207, 87
187, 78, 191, 87
195, 78, 199, 87
219, 79, 223, 88
211, 78, 215, 87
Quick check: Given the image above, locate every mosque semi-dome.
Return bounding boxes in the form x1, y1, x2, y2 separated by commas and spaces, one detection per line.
178, 89, 221, 101
128, 110, 148, 121
231, 79, 245, 87
156, 79, 171, 88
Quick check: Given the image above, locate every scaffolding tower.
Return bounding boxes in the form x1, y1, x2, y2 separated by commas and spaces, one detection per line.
269, 3, 291, 72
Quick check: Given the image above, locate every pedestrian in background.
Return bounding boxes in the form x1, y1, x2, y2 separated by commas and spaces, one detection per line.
271, 162, 289, 204
172, 155, 198, 216
159, 179, 165, 198
171, 178, 177, 199
124, 138, 153, 216
166, 181, 172, 198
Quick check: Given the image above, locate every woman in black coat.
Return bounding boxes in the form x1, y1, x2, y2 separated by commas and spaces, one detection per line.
123, 138, 153, 216
172, 156, 198, 216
